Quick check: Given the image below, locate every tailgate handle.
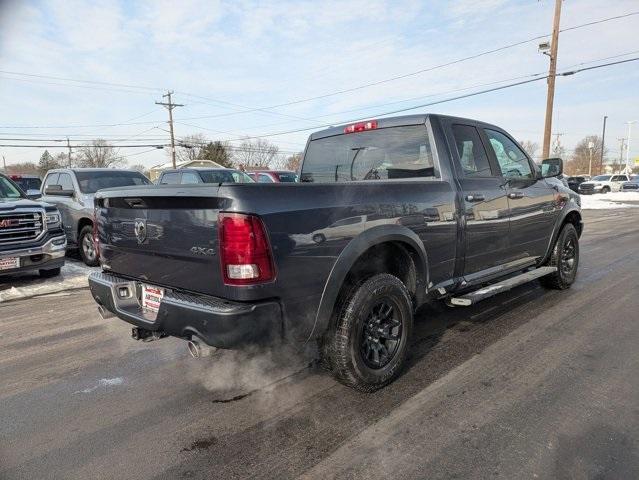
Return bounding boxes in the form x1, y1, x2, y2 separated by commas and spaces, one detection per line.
124, 198, 147, 208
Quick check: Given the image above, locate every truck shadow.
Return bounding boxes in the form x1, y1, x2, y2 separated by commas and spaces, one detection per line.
405, 280, 553, 378
152, 281, 572, 479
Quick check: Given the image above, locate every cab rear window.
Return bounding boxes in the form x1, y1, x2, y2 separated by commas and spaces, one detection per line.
300, 125, 438, 182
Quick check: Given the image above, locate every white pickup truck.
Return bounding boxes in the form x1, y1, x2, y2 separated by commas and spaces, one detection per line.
578, 174, 630, 194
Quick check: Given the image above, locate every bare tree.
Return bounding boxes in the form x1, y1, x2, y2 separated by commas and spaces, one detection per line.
233, 137, 279, 168
284, 152, 303, 171
76, 139, 125, 168
566, 135, 607, 175
518, 140, 538, 159
175, 133, 207, 163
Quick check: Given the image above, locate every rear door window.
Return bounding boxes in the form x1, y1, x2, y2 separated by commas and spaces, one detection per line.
451, 124, 495, 177
258, 174, 274, 183
301, 125, 437, 182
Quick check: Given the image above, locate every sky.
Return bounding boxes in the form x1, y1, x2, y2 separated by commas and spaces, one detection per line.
0, 0, 638, 169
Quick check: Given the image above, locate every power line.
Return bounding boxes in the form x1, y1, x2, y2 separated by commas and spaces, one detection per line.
209, 56, 639, 142
2, 11, 636, 130
0, 144, 170, 148
171, 11, 639, 121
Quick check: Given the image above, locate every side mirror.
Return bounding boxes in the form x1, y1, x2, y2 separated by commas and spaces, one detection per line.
541, 157, 563, 178
26, 189, 42, 199
45, 185, 74, 197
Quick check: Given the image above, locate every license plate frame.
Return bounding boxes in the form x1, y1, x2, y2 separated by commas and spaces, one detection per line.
0, 257, 20, 271
141, 284, 165, 313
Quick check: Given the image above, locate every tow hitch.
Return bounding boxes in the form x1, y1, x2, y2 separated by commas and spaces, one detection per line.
131, 327, 165, 342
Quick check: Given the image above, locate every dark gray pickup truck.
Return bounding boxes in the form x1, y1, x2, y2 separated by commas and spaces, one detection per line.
89, 114, 582, 391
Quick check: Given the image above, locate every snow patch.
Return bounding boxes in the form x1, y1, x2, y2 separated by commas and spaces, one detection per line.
0, 260, 94, 303
74, 377, 124, 394
580, 191, 639, 210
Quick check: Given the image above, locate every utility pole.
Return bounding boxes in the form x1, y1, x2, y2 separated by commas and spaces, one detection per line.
626, 121, 636, 174
618, 137, 627, 172
551, 132, 564, 156
587, 141, 594, 177
542, 0, 562, 160
2, 155, 6, 173
66, 137, 73, 167
600, 115, 607, 175
155, 91, 184, 168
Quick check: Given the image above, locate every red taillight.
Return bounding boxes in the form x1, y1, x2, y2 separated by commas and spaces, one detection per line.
9, 175, 21, 180
93, 208, 100, 261
218, 212, 275, 285
344, 120, 377, 134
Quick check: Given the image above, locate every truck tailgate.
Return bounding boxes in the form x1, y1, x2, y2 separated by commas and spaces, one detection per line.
96, 186, 227, 297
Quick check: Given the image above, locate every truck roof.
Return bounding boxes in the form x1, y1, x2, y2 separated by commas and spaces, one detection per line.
308, 113, 504, 140
47, 168, 141, 173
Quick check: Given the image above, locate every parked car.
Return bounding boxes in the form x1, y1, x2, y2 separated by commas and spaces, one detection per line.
157, 168, 254, 185
9, 174, 42, 198
566, 176, 589, 193
41, 168, 151, 266
578, 174, 630, 194
621, 176, 639, 191
246, 170, 298, 183
88, 114, 581, 392
0, 173, 66, 278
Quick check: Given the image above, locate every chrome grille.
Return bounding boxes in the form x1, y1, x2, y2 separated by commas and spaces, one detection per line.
0, 210, 44, 245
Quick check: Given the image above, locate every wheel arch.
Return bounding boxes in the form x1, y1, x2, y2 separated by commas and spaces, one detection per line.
540, 207, 583, 265
77, 217, 94, 237
307, 224, 428, 342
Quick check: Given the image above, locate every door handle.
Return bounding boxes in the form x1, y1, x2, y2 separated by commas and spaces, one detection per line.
508, 192, 524, 199
465, 193, 485, 202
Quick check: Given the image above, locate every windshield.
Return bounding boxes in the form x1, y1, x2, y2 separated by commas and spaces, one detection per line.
0, 176, 24, 199
75, 171, 151, 193
276, 172, 298, 182
301, 125, 437, 182
592, 175, 611, 181
199, 170, 254, 183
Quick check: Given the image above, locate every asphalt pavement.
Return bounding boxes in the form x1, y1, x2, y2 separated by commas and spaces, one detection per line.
1, 209, 638, 479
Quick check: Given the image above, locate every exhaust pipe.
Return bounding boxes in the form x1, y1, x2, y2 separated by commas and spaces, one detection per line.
98, 305, 115, 320
187, 338, 216, 359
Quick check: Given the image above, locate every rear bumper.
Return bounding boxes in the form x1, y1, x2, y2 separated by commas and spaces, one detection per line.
88, 271, 282, 349
0, 234, 66, 275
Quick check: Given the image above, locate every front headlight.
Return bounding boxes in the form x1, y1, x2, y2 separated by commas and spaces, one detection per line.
45, 212, 61, 225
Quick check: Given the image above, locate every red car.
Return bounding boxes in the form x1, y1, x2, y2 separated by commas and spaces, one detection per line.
246, 170, 298, 183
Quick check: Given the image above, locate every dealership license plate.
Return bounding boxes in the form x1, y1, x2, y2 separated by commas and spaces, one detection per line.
141, 284, 164, 313
0, 257, 19, 271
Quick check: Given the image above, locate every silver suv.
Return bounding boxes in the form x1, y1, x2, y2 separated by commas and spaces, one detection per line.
41, 168, 151, 265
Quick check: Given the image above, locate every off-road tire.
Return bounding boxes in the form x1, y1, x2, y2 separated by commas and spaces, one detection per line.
78, 225, 99, 266
326, 273, 413, 392
39, 267, 61, 278
540, 223, 579, 290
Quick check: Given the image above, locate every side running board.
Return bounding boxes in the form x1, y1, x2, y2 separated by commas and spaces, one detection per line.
449, 266, 557, 306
